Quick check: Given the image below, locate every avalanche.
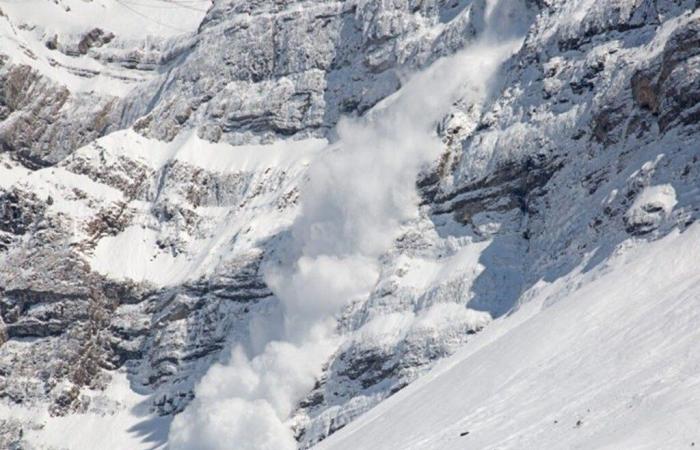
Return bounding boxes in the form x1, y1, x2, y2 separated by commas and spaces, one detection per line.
167, 2, 528, 447
1, 0, 700, 449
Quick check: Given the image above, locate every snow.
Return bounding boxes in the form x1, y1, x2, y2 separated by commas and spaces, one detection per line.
624, 184, 679, 235
0, 155, 31, 189
2, 371, 170, 450
0, 0, 210, 95
90, 224, 193, 285
395, 239, 490, 291
627, 184, 678, 217
0, 26, 146, 96
347, 239, 494, 351
318, 224, 700, 450
85, 130, 327, 286
81, 129, 327, 173
173, 134, 327, 173
352, 304, 490, 352
0, 0, 209, 39
34, 167, 125, 217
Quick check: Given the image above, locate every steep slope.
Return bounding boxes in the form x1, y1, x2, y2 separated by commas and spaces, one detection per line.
293, 0, 700, 445
1, 0, 699, 449
0, 0, 208, 166
319, 224, 700, 450
1, 1, 528, 447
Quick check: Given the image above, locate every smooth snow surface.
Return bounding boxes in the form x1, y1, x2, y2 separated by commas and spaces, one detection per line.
318, 224, 700, 450
82, 129, 327, 173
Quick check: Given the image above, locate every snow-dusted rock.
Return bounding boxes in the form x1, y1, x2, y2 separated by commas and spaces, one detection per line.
1, 0, 699, 448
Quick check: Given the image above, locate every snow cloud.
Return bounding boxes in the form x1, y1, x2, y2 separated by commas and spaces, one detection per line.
169, 1, 530, 448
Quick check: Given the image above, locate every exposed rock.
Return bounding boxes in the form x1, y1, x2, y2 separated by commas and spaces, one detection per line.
77, 29, 115, 55
1, 0, 700, 448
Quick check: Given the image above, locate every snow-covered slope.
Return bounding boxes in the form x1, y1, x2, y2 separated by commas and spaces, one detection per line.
319, 224, 700, 450
1, 0, 700, 448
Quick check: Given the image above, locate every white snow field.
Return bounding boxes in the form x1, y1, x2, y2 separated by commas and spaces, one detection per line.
319, 224, 700, 450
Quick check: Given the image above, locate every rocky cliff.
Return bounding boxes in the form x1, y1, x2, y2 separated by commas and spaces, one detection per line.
1, 0, 699, 448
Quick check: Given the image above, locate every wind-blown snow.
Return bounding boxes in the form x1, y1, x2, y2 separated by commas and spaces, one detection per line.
167, 2, 527, 447
318, 224, 700, 450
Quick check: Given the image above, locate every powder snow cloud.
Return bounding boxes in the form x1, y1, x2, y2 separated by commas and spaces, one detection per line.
168, 1, 529, 448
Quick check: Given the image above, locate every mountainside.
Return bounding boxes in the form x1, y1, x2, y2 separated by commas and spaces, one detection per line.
318, 224, 700, 450
1, 0, 699, 449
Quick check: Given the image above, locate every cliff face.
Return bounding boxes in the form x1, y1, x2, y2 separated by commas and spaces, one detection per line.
1, 0, 699, 449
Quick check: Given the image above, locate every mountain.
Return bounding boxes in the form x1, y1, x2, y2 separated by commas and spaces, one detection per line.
0, 0, 699, 449
318, 225, 700, 449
